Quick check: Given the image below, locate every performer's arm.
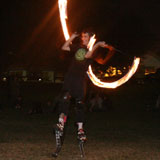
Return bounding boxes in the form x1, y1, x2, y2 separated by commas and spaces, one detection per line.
85, 41, 108, 58
61, 33, 79, 51
85, 41, 111, 58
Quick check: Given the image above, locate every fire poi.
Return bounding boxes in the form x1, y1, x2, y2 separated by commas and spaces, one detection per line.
58, 0, 140, 89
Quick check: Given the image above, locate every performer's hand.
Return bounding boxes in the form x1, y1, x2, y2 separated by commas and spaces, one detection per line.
96, 41, 107, 48
96, 41, 115, 51
71, 32, 79, 39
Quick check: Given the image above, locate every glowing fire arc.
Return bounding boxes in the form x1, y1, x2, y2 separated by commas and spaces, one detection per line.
58, 0, 70, 40
87, 57, 140, 88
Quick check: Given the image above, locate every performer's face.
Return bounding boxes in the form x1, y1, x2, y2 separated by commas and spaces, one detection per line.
81, 32, 90, 46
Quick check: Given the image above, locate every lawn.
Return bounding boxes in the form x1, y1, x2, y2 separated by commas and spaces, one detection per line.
0, 82, 160, 160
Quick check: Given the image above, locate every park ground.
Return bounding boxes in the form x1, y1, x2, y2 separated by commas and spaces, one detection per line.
0, 81, 160, 160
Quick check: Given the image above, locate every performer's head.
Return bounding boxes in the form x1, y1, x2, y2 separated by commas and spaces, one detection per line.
81, 28, 93, 46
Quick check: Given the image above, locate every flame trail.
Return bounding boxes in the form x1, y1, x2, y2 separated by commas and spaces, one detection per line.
58, 0, 70, 40
87, 57, 140, 88
87, 34, 96, 51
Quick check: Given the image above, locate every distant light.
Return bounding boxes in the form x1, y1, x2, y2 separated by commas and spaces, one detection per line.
2, 77, 7, 82
38, 78, 42, 82
145, 69, 156, 75
104, 73, 109, 77
117, 70, 122, 75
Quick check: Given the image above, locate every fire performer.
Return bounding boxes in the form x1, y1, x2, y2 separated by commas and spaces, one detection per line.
55, 29, 113, 142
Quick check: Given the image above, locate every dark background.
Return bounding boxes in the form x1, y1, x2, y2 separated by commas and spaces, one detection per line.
1, 0, 160, 71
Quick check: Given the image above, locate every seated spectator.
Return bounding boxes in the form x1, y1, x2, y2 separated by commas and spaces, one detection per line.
28, 101, 43, 115
89, 93, 112, 112
89, 93, 103, 112
15, 95, 23, 109
43, 100, 55, 113
155, 94, 160, 111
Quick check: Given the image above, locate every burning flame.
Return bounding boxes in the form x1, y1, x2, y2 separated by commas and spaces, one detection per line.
87, 57, 140, 88
58, 0, 70, 40
87, 34, 96, 51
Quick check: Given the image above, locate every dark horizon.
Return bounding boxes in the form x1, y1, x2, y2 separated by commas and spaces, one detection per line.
1, 0, 160, 70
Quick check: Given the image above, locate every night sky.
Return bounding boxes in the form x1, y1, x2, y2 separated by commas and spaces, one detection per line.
1, 0, 160, 70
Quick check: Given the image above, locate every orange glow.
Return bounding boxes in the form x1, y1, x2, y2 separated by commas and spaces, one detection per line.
58, 0, 70, 40
87, 57, 140, 88
21, 3, 57, 54
145, 68, 156, 75
104, 68, 122, 77
87, 34, 96, 51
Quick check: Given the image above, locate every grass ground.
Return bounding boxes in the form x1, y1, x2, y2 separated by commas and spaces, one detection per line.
0, 82, 160, 160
